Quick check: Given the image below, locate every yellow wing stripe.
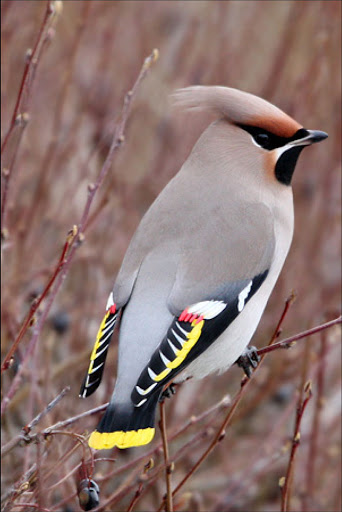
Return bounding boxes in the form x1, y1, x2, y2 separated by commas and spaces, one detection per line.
153, 320, 204, 382
166, 320, 204, 369
154, 368, 171, 382
90, 310, 111, 361
89, 428, 155, 450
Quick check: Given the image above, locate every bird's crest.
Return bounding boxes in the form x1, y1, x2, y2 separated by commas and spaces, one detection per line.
172, 86, 301, 138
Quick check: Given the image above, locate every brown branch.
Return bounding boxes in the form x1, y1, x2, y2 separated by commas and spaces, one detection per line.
95, 426, 213, 512
71, 400, 229, 511
257, 315, 341, 357
1, 0, 63, 229
0, 48, 159, 416
3, 504, 51, 511
1, 229, 76, 373
1, 386, 70, 457
1, 461, 39, 510
23, 386, 71, 434
268, 291, 297, 346
302, 332, 327, 511
77, 48, 159, 234
21, 1, 92, 250
1, 401, 108, 457
125, 459, 154, 512
159, 401, 173, 512
158, 379, 248, 512
279, 380, 313, 511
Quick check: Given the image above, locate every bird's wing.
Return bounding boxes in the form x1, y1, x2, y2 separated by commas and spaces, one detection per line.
131, 271, 268, 407
168, 201, 275, 311
130, 202, 276, 404
79, 295, 119, 398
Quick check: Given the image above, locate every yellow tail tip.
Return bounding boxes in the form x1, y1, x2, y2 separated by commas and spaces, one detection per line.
88, 428, 155, 450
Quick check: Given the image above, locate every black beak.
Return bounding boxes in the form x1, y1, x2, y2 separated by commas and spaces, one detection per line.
290, 129, 328, 148
305, 130, 328, 144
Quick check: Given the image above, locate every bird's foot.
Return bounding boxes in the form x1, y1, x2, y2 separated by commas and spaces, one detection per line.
236, 345, 260, 378
159, 383, 177, 402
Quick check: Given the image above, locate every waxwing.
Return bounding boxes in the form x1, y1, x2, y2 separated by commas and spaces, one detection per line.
80, 86, 328, 450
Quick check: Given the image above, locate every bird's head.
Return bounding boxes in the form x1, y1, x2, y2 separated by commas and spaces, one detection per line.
173, 86, 328, 186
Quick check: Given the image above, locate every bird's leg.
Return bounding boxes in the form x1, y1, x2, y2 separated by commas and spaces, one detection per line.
159, 383, 177, 402
236, 345, 260, 378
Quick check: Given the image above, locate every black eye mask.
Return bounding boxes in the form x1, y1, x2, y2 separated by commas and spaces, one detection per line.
238, 125, 309, 151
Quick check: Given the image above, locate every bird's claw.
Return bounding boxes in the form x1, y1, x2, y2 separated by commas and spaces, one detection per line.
159, 383, 177, 402
236, 345, 260, 378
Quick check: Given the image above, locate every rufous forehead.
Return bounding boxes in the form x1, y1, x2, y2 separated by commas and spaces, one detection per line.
250, 113, 302, 138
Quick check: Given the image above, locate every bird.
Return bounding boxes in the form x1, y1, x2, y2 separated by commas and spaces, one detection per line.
79, 85, 328, 450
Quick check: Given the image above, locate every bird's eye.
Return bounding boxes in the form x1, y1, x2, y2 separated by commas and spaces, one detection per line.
239, 124, 281, 151
254, 132, 269, 147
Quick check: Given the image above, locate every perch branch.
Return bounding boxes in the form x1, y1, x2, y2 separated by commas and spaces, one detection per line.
279, 381, 313, 511
159, 400, 173, 512
257, 315, 341, 356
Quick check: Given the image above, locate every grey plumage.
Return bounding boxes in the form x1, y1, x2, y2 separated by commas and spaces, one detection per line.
80, 85, 328, 450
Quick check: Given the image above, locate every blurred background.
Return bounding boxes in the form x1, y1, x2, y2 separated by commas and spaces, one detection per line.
1, 1, 341, 511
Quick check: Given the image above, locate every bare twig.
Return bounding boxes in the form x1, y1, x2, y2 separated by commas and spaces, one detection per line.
1, 461, 39, 509
257, 316, 341, 357
4, 504, 51, 511
1, 233, 79, 417
21, 1, 92, 250
1, 401, 108, 457
61, 401, 225, 511
1, 0, 62, 229
0, 48, 159, 416
279, 380, 313, 511
268, 291, 297, 346
219, 391, 299, 505
24, 386, 71, 433
94, 426, 213, 512
125, 459, 154, 512
158, 379, 248, 511
302, 332, 327, 511
44, 402, 109, 432
77, 48, 159, 233
1, 230, 76, 373
159, 401, 173, 512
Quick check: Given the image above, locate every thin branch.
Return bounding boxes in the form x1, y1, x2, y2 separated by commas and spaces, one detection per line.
1, 0, 63, 229
21, 1, 92, 250
44, 402, 109, 432
77, 48, 159, 233
159, 401, 173, 512
1, 231, 76, 373
24, 386, 70, 433
1, 402, 108, 457
125, 459, 154, 512
0, 48, 159, 416
268, 291, 297, 346
3, 504, 51, 512
94, 426, 213, 512
257, 315, 341, 356
302, 332, 327, 511
279, 381, 313, 511
158, 379, 248, 512
1, 461, 39, 509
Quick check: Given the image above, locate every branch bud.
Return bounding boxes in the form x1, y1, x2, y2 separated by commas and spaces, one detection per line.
278, 476, 286, 488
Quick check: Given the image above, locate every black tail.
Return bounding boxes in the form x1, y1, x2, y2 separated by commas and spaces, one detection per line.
88, 393, 160, 450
